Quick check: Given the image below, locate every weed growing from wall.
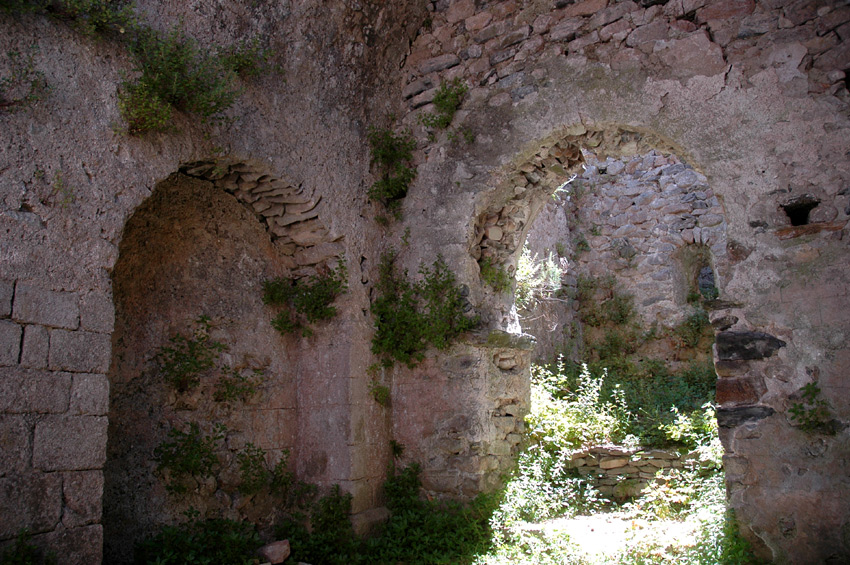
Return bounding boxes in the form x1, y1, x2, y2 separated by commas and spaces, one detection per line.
0, 46, 49, 112
367, 127, 417, 212
515, 246, 564, 310
263, 260, 348, 337
371, 251, 478, 367
213, 367, 261, 403
420, 78, 467, 130
789, 382, 834, 433
2, 1, 274, 133
674, 308, 710, 348
153, 422, 226, 494
155, 315, 226, 392
479, 256, 511, 292
0, 529, 57, 565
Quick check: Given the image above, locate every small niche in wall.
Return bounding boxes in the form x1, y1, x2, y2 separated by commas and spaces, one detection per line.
781, 194, 820, 226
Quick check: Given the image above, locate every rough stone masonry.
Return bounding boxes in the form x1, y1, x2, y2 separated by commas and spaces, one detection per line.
1, 0, 849, 563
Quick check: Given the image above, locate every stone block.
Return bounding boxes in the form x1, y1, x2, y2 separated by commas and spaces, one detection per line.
654, 31, 727, 79
716, 405, 775, 428
0, 368, 71, 414
715, 331, 786, 361
31, 524, 102, 565
716, 376, 766, 407
257, 540, 291, 564
69, 373, 109, 416
79, 292, 114, 333
48, 330, 110, 373
0, 415, 31, 476
0, 472, 63, 538
0, 280, 12, 317
600, 457, 629, 469
0, 320, 21, 366
419, 53, 460, 74
20, 324, 49, 368
12, 284, 79, 329
563, 0, 608, 18
61, 471, 103, 528
696, 0, 755, 23
32, 415, 107, 471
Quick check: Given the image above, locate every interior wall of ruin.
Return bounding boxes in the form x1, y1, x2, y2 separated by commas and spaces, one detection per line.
1, 1, 848, 563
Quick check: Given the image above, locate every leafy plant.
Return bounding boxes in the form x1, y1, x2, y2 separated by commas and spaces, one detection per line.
122, 26, 240, 130
153, 422, 226, 493
0, 46, 49, 112
572, 232, 590, 253
789, 382, 833, 433
369, 380, 391, 407
217, 37, 272, 78
479, 256, 511, 292
263, 260, 348, 337
237, 442, 270, 495
367, 127, 417, 208
675, 308, 710, 348
134, 518, 261, 565
420, 78, 468, 130
213, 367, 261, 403
371, 251, 478, 367
155, 315, 226, 392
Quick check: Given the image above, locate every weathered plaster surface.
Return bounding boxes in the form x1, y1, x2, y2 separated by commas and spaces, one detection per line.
1, 0, 848, 562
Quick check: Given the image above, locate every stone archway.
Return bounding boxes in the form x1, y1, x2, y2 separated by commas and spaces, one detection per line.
102, 163, 346, 563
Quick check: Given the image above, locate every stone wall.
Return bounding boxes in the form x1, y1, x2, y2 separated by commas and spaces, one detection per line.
567, 445, 700, 499
0, 281, 109, 563
1, 0, 849, 563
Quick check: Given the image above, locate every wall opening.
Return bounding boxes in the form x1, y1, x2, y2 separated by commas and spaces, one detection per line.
103, 172, 298, 563
781, 194, 821, 226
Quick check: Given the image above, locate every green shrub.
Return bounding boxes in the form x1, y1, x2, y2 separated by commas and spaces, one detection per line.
237, 442, 270, 495
515, 246, 563, 310
134, 518, 261, 565
155, 315, 226, 392
217, 37, 272, 78
123, 26, 240, 126
675, 308, 710, 348
479, 256, 511, 292
153, 422, 225, 493
367, 127, 417, 208
369, 380, 391, 406
263, 260, 348, 337
117, 81, 172, 134
420, 78, 468, 130
371, 251, 478, 367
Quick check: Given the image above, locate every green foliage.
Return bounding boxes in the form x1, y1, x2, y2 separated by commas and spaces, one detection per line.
367, 127, 417, 207
0, 530, 56, 565
213, 367, 261, 403
0, 46, 49, 112
122, 27, 240, 128
217, 37, 272, 78
277, 485, 359, 565
236, 442, 269, 495
134, 518, 261, 565
155, 315, 226, 392
479, 257, 511, 292
664, 402, 720, 452
529, 361, 633, 452
153, 422, 226, 493
675, 308, 710, 348
789, 382, 834, 433
575, 274, 633, 327
420, 78, 468, 130
263, 260, 348, 337
515, 246, 563, 311
1, 0, 137, 36
371, 251, 478, 367
117, 81, 172, 134
369, 380, 391, 407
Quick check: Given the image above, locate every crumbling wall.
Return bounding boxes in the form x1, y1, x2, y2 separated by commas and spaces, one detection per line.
1, 0, 849, 563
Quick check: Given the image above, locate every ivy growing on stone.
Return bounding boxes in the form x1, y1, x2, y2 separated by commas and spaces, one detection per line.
263, 260, 348, 337
371, 250, 478, 367
156, 315, 226, 392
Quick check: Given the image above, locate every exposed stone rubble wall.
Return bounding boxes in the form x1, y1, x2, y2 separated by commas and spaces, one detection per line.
567, 445, 700, 499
